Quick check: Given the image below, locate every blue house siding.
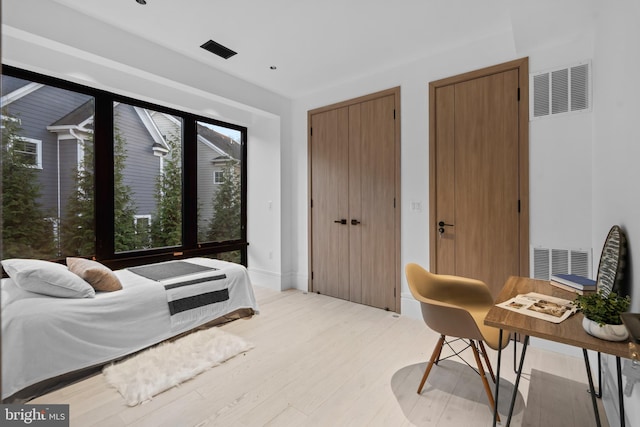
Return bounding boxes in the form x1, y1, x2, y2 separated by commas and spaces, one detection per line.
114, 103, 159, 219
197, 141, 217, 231
2, 78, 92, 215
1, 76, 33, 95
58, 140, 80, 220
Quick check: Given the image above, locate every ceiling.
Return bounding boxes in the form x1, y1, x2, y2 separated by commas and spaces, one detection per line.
3, 0, 599, 99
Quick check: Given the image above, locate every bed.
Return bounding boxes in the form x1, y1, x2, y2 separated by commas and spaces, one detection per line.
1, 257, 258, 402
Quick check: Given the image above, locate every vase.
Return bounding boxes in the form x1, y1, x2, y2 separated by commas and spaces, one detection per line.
582, 317, 629, 341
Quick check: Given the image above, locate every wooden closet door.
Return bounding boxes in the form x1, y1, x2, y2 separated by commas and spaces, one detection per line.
309, 87, 400, 312
355, 95, 397, 310
310, 107, 350, 300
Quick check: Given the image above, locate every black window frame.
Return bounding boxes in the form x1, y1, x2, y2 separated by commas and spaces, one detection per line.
2, 65, 248, 268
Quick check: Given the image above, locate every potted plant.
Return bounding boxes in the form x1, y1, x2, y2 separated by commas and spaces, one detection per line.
574, 291, 631, 341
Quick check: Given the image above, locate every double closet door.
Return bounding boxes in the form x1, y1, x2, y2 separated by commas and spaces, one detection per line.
309, 88, 400, 312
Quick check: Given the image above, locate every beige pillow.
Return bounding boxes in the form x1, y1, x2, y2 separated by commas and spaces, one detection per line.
67, 257, 122, 292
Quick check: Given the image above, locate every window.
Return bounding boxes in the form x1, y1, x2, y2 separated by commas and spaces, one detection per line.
13, 138, 42, 169
2, 65, 248, 267
1, 74, 95, 259
196, 121, 245, 250
113, 103, 183, 253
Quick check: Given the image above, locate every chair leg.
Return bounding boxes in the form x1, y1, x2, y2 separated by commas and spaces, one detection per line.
435, 339, 444, 365
418, 334, 446, 394
478, 341, 496, 383
471, 340, 500, 422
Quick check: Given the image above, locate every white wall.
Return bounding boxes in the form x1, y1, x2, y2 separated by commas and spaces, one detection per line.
286, 5, 637, 426
290, 30, 517, 310
288, 29, 598, 318
592, 1, 640, 425
525, 38, 594, 252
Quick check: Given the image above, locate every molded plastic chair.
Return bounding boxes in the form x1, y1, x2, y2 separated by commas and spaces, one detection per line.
405, 263, 510, 416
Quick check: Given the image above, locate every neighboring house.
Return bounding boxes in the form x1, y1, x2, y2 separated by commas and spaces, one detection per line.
0, 76, 93, 233
196, 123, 242, 232
0, 75, 240, 253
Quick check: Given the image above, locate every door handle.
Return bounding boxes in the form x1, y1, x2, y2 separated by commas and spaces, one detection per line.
334, 219, 347, 225
438, 221, 453, 235
351, 219, 361, 225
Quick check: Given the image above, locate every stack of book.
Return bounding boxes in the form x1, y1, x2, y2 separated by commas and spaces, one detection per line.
550, 274, 597, 294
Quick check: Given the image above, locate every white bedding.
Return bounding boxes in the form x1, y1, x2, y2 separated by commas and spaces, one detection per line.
1, 257, 258, 400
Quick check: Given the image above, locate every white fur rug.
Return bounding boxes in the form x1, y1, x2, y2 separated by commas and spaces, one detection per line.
103, 328, 253, 406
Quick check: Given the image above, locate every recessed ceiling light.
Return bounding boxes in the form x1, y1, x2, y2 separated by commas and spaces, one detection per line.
136, 0, 147, 4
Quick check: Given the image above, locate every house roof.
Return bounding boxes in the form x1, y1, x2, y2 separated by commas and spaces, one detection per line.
196, 124, 242, 160
2, 78, 239, 160
50, 99, 95, 130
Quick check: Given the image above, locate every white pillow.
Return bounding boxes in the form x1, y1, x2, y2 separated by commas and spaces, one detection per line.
1, 258, 95, 298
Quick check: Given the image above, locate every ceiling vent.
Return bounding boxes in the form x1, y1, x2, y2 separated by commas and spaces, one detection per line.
530, 61, 591, 120
200, 40, 237, 60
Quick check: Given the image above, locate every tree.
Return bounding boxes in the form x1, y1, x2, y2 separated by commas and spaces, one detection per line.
208, 159, 241, 242
61, 138, 95, 256
1, 112, 56, 259
113, 125, 141, 252
150, 132, 182, 247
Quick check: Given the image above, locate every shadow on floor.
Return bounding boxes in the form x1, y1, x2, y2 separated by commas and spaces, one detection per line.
391, 360, 524, 426
523, 369, 607, 427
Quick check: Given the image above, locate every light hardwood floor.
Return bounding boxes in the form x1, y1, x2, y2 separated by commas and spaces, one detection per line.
33, 286, 608, 426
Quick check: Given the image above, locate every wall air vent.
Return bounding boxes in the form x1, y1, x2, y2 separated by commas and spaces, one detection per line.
530, 60, 591, 120
200, 40, 237, 59
530, 246, 592, 280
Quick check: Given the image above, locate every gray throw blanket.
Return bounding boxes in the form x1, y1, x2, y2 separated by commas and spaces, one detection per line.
129, 261, 230, 329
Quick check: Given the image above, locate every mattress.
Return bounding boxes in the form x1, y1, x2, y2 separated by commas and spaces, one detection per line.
1, 257, 258, 400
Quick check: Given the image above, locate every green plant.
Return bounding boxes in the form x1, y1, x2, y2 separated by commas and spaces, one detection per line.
574, 291, 630, 326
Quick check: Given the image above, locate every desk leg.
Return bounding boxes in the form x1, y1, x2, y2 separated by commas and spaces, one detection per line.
597, 352, 602, 398
616, 357, 625, 427
505, 335, 529, 427
582, 348, 602, 427
493, 329, 503, 427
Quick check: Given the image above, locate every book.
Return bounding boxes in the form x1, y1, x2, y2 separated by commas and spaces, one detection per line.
549, 279, 595, 295
550, 274, 596, 290
496, 292, 577, 323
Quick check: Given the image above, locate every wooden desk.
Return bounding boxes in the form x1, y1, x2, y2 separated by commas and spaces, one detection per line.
485, 276, 630, 427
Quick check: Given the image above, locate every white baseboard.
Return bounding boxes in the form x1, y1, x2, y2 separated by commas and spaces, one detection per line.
247, 268, 309, 292
247, 268, 282, 292
401, 293, 422, 320
282, 272, 308, 291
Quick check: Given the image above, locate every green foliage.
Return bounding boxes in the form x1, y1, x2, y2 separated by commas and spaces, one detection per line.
113, 125, 142, 252
150, 132, 182, 247
1, 111, 56, 259
208, 159, 241, 242
61, 139, 95, 256
574, 291, 631, 326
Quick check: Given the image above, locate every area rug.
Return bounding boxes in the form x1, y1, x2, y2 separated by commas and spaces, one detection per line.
103, 328, 253, 406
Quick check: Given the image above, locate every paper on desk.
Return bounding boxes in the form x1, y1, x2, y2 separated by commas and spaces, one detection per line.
496, 292, 577, 323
